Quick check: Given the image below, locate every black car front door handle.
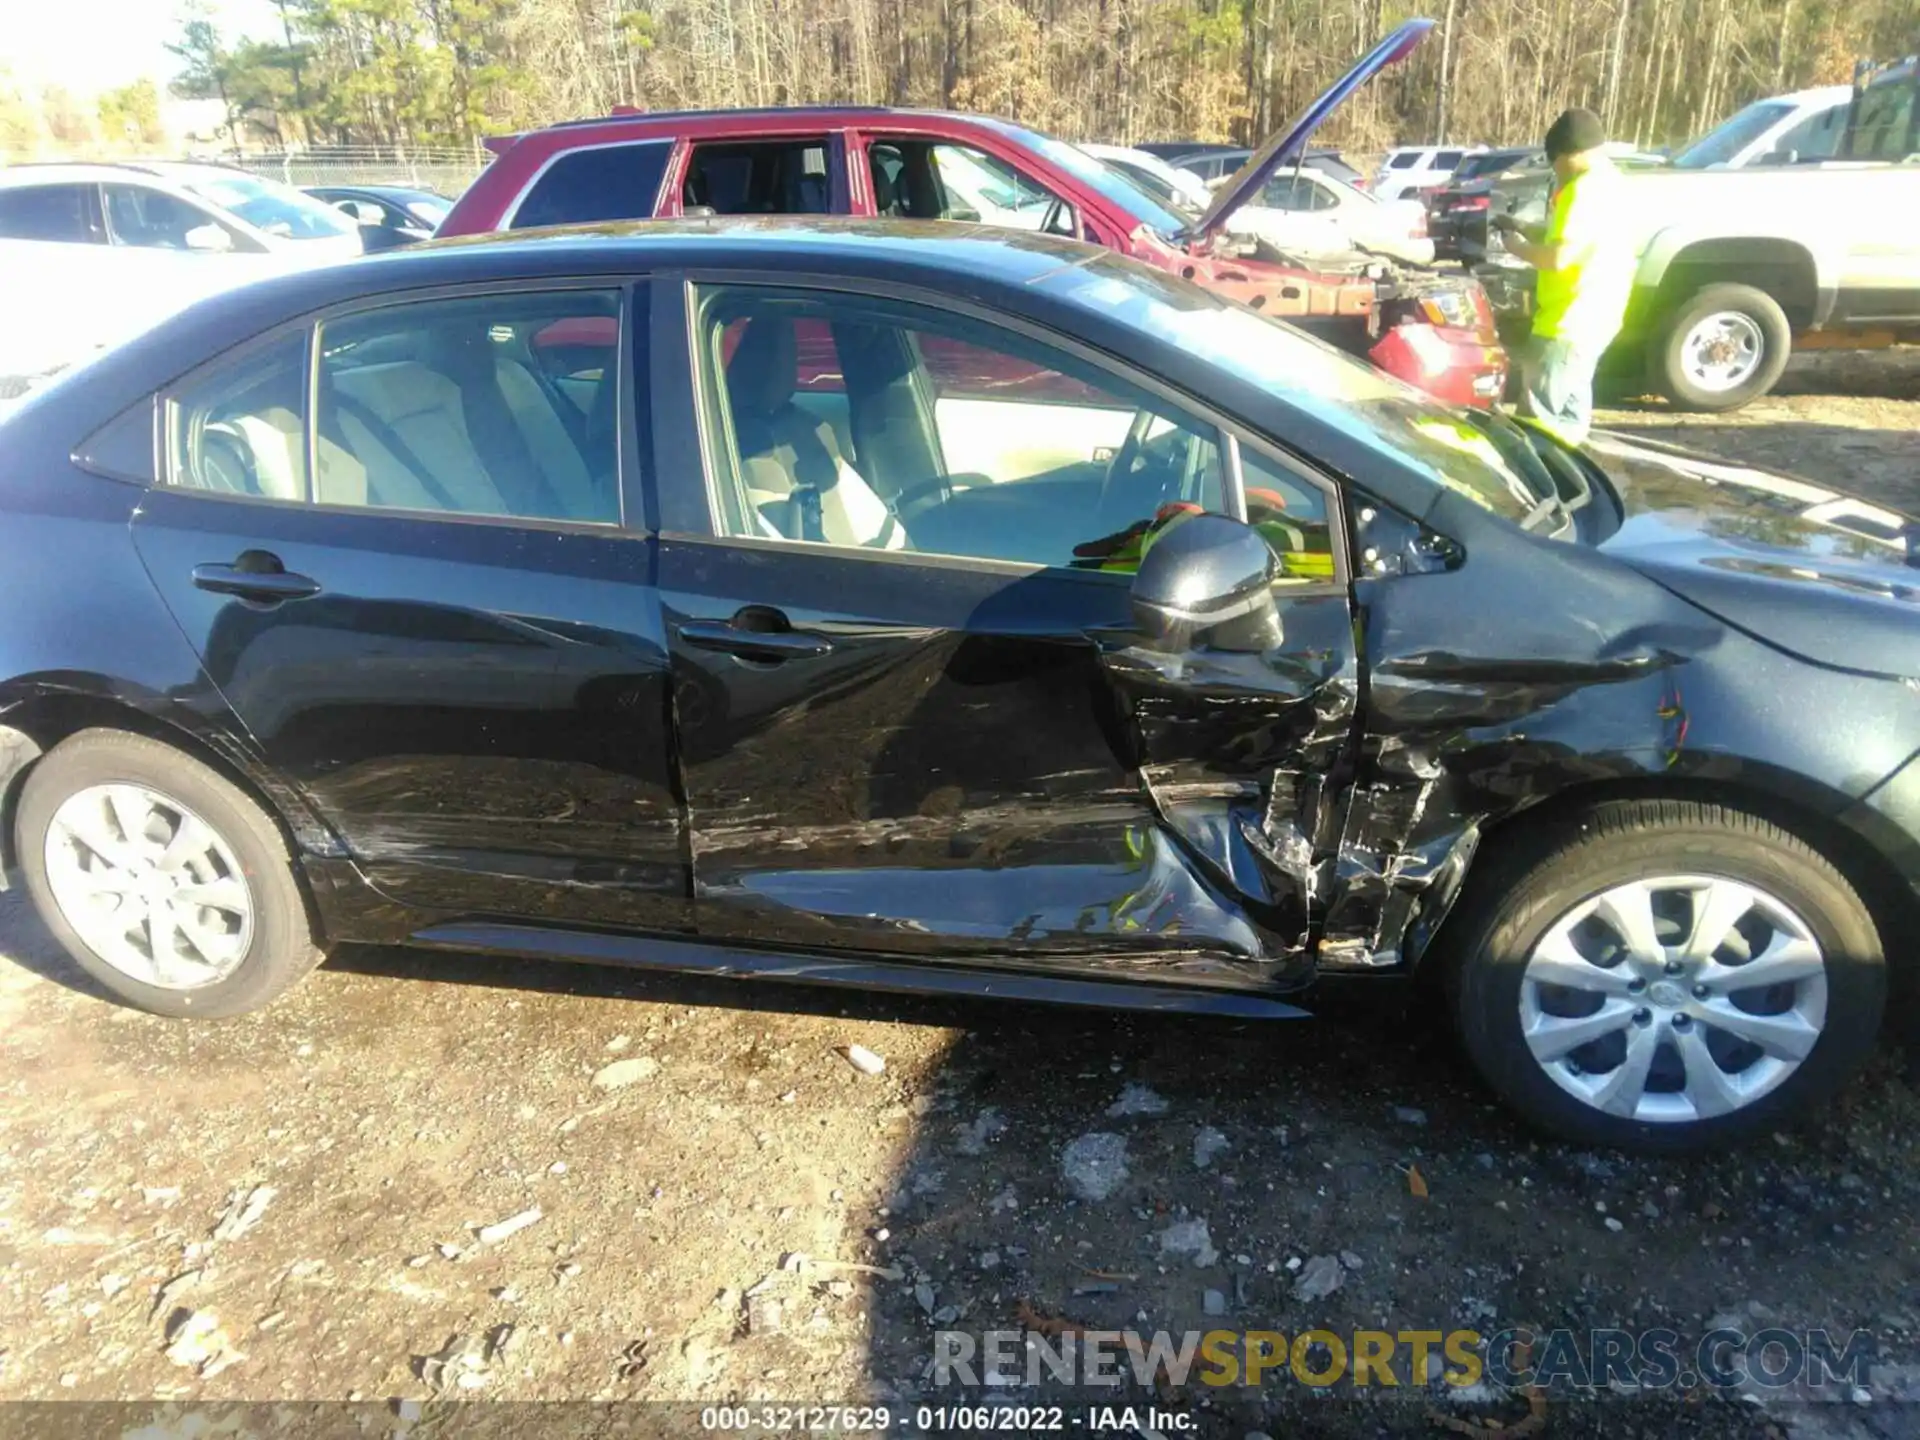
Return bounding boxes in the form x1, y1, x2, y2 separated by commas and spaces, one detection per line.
192, 554, 322, 603
678, 619, 833, 663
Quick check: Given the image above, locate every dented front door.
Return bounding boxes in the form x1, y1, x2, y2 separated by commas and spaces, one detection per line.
1093, 565, 1360, 980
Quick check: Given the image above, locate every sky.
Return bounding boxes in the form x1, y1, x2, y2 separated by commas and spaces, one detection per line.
4, 0, 286, 94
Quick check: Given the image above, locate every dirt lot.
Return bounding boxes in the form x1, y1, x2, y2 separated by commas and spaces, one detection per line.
2, 353, 1920, 1439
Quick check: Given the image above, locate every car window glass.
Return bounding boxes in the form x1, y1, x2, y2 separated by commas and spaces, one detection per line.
0, 184, 101, 243
1240, 447, 1337, 584
1435, 150, 1464, 169
167, 335, 309, 501
1262, 174, 1334, 211
104, 185, 233, 250
333, 198, 384, 225
315, 290, 623, 524
697, 285, 1231, 571
1849, 82, 1915, 160
1771, 105, 1844, 161
1389, 152, 1421, 169
683, 140, 830, 215
512, 140, 672, 228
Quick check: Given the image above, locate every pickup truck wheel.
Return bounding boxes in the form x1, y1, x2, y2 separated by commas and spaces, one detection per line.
1653, 283, 1791, 411
1448, 799, 1883, 1152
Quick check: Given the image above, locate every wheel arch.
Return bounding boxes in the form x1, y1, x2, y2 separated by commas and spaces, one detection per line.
1414, 771, 1920, 1002
0, 694, 333, 941
1647, 237, 1823, 332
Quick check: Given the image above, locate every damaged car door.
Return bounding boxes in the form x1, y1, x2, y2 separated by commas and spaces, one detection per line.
653, 275, 1358, 986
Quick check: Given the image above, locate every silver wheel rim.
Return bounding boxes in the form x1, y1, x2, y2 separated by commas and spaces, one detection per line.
1680, 311, 1765, 392
42, 784, 254, 991
1519, 874, 1827, 1124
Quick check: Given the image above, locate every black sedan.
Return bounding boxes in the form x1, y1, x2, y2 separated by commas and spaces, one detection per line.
303, 184, 451, 250
1, 219, 1915, 1152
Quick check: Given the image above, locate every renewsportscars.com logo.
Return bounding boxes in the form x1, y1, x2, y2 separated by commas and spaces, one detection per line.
932, 1325, 1876, 1393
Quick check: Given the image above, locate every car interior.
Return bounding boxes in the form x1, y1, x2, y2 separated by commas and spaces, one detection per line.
702, 294, 1323, 571
175, 297, 622, 525
682, 141, 832, 215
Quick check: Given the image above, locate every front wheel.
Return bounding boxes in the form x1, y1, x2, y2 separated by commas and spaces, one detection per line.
1449, 799, 1884, 1151
1651, 282, 1792, 411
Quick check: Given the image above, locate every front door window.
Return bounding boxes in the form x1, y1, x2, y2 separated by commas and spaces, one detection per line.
696, 285, 1246, 571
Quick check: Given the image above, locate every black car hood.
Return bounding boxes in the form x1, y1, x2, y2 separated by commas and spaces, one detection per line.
1589, 430, 1920, 679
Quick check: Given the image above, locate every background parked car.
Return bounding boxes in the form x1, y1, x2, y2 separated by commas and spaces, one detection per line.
0, 162, 363, 406
1090, 143, 1433, 264
304, 184, 452, 250
1426, 148, 1542, 261
1164, 145, 1369, 191
1373, 143, 1481, 199
440, 22, 1506, 406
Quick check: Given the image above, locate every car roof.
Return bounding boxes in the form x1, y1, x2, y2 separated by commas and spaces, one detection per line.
0, 160, 255, 190
308, 183, 445, 200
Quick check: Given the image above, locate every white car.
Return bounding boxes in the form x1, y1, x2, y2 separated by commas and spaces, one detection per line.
1087, 145, 1435, 264
1373, 144, 1482, 200
1668, 85, 1854, 169
0, 162, 364, 406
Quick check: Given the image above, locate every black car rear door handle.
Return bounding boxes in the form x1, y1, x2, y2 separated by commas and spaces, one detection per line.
678, 619, 832, 662
192, 558, 321, 603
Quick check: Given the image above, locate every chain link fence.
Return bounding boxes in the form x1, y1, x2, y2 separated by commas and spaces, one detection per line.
229, 146, 490, 198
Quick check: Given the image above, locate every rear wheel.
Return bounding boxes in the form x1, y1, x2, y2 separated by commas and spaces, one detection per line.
1449, 799, 1883, 1151
16, 729, 323, 1018
1651, 283, 1791, 411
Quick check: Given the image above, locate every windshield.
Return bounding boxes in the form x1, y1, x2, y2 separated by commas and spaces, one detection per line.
177, 172, 357, 241
1046, 254, 1565, 530
1674, 100, 1794, 168
404, 195, 451, 227
981, 120, 1192, 240
1100, 158, 1192, 215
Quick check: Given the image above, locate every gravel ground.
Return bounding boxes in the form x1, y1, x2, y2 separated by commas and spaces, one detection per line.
2, 352, 1919, 1438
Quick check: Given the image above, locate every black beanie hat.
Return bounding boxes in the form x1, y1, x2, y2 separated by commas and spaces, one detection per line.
1545, 107, 1607, 158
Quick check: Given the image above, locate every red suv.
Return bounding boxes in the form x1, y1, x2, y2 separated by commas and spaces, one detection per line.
440, 20, 1507, 406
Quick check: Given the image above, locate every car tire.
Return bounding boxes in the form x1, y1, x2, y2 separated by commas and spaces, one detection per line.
1652, 283, 1792, 412
16, 729, 323, 1019
1448, 799, 1883, 1152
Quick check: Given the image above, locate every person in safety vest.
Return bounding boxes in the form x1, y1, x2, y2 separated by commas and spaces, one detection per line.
1492, 107, 1634, 446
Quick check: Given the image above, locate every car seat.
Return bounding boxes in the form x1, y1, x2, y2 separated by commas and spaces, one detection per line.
724, 314, 904, 549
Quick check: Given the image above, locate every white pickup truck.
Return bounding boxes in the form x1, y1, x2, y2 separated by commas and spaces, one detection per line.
1479, 59, 1920, 409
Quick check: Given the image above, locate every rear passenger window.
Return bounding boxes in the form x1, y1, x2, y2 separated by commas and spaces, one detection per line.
1388, 152, 1422, 169
167, 335, 310, 500
0, 184, 102, 243
683, 140, 831, 215
1434, 150, 1465, 170
315, 291, 624, 524
511, 142, 671, 229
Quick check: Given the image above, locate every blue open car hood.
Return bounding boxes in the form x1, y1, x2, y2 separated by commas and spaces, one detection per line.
1194, 17, 1434, 243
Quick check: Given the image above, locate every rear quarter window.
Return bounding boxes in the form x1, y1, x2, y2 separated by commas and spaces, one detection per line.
511, 140, 673, 229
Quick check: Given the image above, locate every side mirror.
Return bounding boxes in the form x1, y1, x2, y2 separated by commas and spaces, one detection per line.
183, 223, 232, 253
1129, 513, 1281, 653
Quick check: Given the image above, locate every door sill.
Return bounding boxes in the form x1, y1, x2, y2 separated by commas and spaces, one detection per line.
408, 922, 1313, 1020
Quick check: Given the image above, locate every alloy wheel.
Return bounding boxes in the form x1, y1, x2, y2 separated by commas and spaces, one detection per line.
1518, 874, 1827, 1124
42, 783, 255, 991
